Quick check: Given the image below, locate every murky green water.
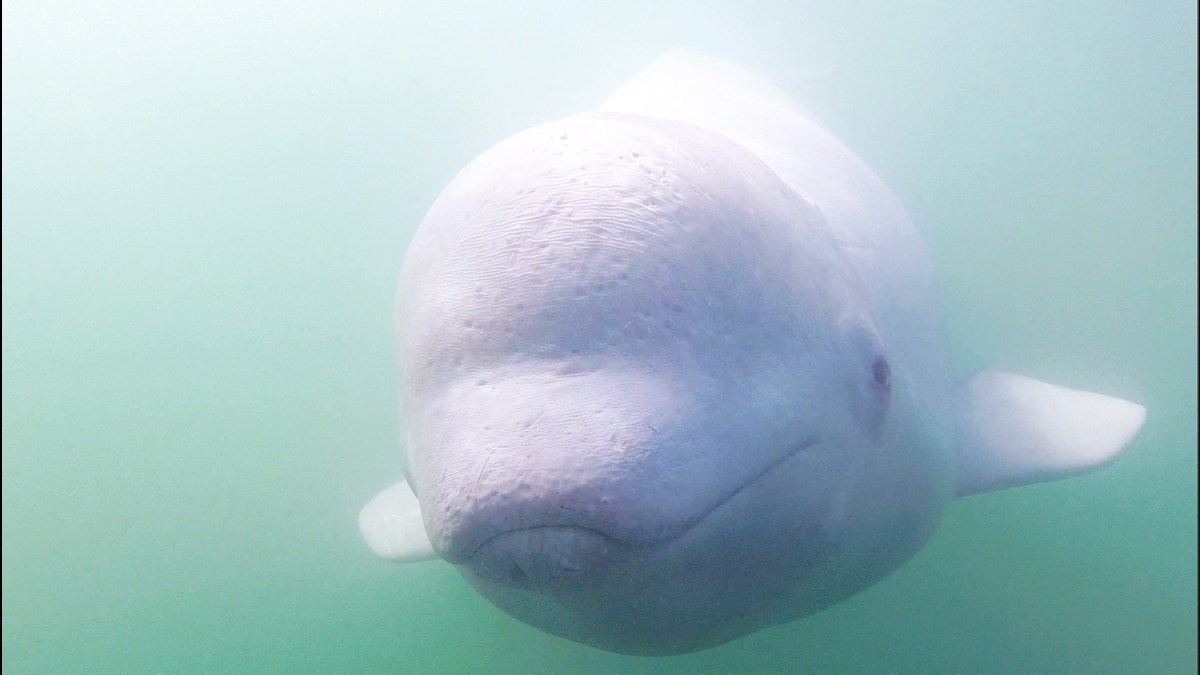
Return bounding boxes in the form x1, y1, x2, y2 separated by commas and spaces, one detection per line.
3, 1, 1195, 672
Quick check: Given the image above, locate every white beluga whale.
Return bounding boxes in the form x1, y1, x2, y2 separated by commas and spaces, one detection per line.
359, 51, 1146, 655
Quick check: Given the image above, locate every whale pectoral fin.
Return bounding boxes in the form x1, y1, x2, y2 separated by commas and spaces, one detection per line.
358, 479, 438, 562
955, 370, 1146, 497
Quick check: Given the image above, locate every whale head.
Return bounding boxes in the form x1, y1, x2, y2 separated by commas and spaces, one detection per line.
385, 112, 921, 653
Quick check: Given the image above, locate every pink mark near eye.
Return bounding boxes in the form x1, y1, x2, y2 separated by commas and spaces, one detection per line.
872, 357, 891, 388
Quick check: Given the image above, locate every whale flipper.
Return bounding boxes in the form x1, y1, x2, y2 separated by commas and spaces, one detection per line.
955, 370, 1146, 496
358, 478, 436, 561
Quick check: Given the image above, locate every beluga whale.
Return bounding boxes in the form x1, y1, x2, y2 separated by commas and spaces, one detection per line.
359, 51, 1146, 655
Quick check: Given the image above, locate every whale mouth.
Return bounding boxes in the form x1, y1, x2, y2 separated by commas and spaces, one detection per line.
459, 437, 821, 586
467, 525, 631, 586
689, 435, 821, 528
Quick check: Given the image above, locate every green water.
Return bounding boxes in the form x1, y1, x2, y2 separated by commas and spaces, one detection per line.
2, 1, 1195, 672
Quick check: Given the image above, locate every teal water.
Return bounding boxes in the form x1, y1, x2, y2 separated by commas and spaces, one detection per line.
2, 1, 1195, 672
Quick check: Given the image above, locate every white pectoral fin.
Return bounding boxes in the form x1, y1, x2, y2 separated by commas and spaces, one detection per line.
955, 370, 1146, 497
358, 478, 438, 562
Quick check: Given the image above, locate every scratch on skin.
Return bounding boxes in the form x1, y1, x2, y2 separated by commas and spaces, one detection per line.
524, 410, 547, 429
472, 409, 546, 499
471, 452, 495, 501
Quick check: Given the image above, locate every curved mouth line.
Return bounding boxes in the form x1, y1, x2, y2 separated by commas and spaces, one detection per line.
470, 523, 621, 559
465, 436, 822, 559
672, 436, 821, 539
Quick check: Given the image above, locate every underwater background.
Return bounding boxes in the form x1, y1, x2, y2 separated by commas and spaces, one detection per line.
2, 1, 1195, 672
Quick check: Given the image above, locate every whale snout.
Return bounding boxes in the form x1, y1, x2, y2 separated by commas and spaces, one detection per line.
434, 490, 647, 587
415, 368, 694, 579
466, 526, 630, 586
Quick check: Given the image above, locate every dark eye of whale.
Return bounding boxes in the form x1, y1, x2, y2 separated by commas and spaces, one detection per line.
872, 356, 891, 388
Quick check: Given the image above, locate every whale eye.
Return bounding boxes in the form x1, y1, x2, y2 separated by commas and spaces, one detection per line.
872, 356, 891, 388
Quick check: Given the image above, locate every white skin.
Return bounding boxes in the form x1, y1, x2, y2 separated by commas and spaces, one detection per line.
364, 53, 1145, 655
395, 110, 946, 654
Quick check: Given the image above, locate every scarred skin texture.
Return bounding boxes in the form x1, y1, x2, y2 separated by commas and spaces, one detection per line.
395, 109, 954, 654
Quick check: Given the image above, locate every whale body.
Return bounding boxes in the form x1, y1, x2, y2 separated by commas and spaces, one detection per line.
358, 52, 1146, 655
